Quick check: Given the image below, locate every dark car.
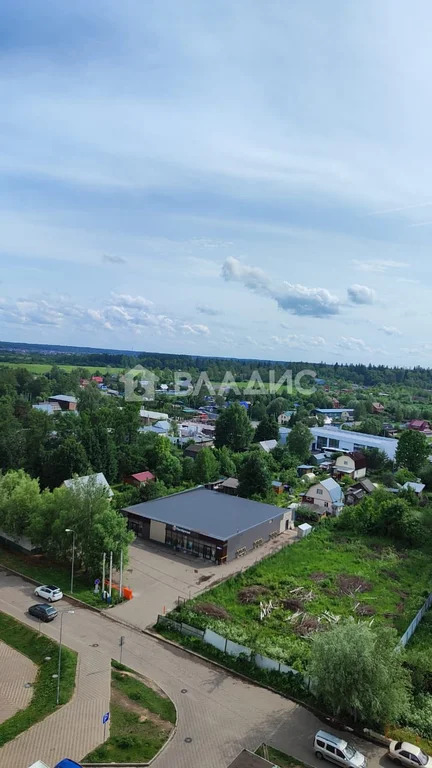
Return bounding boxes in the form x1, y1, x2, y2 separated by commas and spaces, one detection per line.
28, 603, 58, 622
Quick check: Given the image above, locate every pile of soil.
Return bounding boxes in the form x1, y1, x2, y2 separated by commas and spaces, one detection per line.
337, 574, 373, 596
282, 597, 304, 612
292, 614, 320, 636
355, 604, 376, 616
194, 602, 231, 620
238, 585, 269, 604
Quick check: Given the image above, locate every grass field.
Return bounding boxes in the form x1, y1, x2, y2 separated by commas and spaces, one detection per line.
0, 612, 77, 746
171, 525, 432, 671
84, 660, 175, 763
0, 361, 124, 374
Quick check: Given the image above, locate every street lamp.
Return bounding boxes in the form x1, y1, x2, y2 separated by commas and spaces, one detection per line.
56, 609, 74, 706
65, 528, 75, 594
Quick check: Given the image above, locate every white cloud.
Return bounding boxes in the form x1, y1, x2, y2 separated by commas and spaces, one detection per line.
222, 257, 340, 317
110, 293, 153, 310
180, 323, 210, 335
271, 334, 326, 349
352, 259, 409, 273
335, 336, 371, 352
347, 284, 376, 305
379, 325, 402, 336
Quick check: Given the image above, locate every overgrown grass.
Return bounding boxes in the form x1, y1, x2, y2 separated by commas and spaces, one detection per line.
0, 361, 124, 374
0, 547, 122, 607
169, 524, 432, 670
256, 744, 310, 768
84, 660, 175, 763
0, 612, 77, 746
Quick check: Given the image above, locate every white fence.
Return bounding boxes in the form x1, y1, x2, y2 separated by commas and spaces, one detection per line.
158, 615, 307, 685
399, 592, 432, 648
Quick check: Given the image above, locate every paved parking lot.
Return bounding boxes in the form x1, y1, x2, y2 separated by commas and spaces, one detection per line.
111, 530, 296, 628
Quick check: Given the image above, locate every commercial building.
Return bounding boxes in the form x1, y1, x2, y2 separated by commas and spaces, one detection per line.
279, 426, 398, 460
122, 488, 291, 563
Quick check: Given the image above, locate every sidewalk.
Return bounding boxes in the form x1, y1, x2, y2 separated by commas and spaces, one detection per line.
0, 640, 111, 768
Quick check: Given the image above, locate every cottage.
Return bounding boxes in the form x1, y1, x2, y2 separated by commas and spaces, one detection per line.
372, 402, 385, 414
278, 410, 294, 425
344, 478, 375, 505
124, 471, 156, 488
48, 394, 77, 412
63, 472, 113, 497
333, 451, 367, 480
184, 442, 214, 459
406, 419, 432, 433
402, 481, 425, 496
258, 439, 278, 453
301, 477, 344, 516
217, 477, 239, 496
271, 480, 284, 495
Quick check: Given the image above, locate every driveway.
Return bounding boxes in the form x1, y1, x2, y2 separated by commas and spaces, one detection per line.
111, 530, 297, 628
0, 569, 390, 768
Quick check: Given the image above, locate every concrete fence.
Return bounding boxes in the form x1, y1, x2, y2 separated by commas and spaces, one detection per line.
398, 592, 432, 648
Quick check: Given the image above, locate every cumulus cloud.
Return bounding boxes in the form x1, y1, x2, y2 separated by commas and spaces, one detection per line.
222, 257, 340, 317
181, 323, 210, 335
347, 284, 376, 305
271, 334, 326, 349
335, 336, 371, 352
379, 325, 402, 336
110, 293, 153, 309
103, 253, 127, 264
196, 304, 221, 316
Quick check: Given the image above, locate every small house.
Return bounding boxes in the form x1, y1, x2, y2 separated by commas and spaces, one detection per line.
333, 451, 367, 480
258, 439, 278, 453
217, 477, 239, 496
124, 471, 156, 488
48, 395, 77, 412
271, 480, 284, 495
402, 481, 425, 496
372, 402, 385, 414
300, 477, 344, 516
184, 443, 214, 459
63, 472, 113, 498
344, 478, 375, 505
406, 419, 432, 433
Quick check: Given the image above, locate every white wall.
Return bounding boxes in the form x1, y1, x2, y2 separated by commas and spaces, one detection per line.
150, 520, 166, 543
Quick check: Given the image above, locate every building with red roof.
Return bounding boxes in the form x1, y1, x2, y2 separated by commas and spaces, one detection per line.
124, 471, 156, 488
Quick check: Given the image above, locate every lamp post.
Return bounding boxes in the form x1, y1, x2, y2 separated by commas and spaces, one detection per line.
65, 528, 75, 594
56, 609, 74, 705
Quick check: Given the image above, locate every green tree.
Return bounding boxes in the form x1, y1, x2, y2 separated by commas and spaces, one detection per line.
266, 397, 289, 418
396, 430, 430, 473
214, 445, 236, 477
286, 423, 312, 462
45, 436, 90, 488
309, 620, 410, 726
0, 470, 42, 538
249, 400, 267, 420
363, 447, 389, 472
77, 384, 103, 414
214, 403, 253, 452
254, 415, 279, 442
182, 456, 196, 483
193, 447, 220, 484
238, 452, 272, 498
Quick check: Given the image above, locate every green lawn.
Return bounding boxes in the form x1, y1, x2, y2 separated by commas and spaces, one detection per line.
170, 525, 432, 671
0, 547, 122, 608
0, 361, 124, 374
0, 612, 77, 746
256, 744, 310, 768
84, 661, 175, 763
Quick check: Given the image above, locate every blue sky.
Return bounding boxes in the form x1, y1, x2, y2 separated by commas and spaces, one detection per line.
1, 0, 432, 365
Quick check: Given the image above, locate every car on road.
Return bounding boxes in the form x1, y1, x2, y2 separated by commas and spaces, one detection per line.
314, 730, 367, 768
28, 603, 58, 622
387, 741, 431, 767
34, 584, 63, 602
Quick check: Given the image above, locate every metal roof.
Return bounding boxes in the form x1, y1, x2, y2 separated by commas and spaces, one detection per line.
64, 472, 113, 497
123, 488, 282, 541
49, 394, 77, 403
320, 477, 344, 503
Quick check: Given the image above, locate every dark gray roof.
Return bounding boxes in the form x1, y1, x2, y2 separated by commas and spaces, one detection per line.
123, 488, 282, 541
228, 750, 276, 768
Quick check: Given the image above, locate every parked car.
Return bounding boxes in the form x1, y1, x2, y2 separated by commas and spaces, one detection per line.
314, 730, 367, 768
28, 604, 58, 622
387, 742, 431, 767
34, 584, 63, 602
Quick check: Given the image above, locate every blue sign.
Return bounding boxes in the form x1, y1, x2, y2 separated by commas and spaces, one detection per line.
94, 578, 100, 585
102, 712, 110, 724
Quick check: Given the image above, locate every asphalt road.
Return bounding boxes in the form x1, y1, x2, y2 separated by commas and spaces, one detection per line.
0, 569, 391, 768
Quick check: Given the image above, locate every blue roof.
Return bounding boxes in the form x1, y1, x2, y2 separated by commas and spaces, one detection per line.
320, 477, 343, 503
54, 760, 84, 768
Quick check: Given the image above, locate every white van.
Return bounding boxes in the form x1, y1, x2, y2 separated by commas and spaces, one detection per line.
314, 730, 367, 768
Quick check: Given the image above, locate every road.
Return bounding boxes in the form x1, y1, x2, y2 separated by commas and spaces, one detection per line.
0, 570, 389, 768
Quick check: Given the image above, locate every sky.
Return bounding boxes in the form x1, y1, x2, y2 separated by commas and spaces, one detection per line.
1, 0, 432, 366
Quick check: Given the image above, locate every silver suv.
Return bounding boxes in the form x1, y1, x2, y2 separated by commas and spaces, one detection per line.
314, 730, 367, 768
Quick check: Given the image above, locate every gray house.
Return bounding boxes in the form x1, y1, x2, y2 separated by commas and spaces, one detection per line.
122, 488, 290, 563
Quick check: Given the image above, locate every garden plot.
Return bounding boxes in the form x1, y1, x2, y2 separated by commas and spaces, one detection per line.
171, 526, 432, 671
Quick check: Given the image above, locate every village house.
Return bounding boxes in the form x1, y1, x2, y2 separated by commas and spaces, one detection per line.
63, 472, 113, 498
300, 477, 344, 516
406, 419, 432, 433
372, 402, 385, 414
217, 477, 239, 496
333, 451, 367, 480
344, 478, 375, 505
124, 471, 156, 488
48, 394, 77, 412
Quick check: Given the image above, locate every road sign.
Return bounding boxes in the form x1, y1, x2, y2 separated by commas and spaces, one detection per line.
94, 578, 101, 585
102, 712, 110, 724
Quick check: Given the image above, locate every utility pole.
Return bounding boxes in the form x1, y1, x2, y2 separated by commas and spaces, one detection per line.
56, 610, 74, 705
65, 529, 75, 594
119, 549, 123, 601
109, 551, 113, 600
102, 552, 106, 599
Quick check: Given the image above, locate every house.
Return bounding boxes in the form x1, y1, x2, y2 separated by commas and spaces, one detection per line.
333, 452, 367, 480
300, 477, 344, 516
331, 397, 340, 408
406, 419, 432, 433
344, 478, 375, 505
258, 439, 278, 453
217, 477, 239, 496
140, 419, 171, 436
372, 402, 385, 414
297, 464, 314, 476
48, 394, 77, 412
122, 488, 292, 563
63, 472, 113, 498
124, 471, 156, 488
278, 410, 294, 425
279, 426, 398, 460
314, 408, 354, 422
91, 375, 104, 384
184, 442, 214, 459
139, 408, 169, 425
271, 480, 284, 495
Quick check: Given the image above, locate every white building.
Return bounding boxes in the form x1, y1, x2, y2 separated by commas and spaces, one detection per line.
279, 426, 397, 460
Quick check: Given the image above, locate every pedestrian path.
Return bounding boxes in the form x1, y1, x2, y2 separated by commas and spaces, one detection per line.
0, 641, 37, 724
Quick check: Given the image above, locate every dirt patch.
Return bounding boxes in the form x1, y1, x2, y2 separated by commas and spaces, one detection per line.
112, 687, 172, 734
194, 602, 231, 620
238, 586, 270, 604
197, 573, 214, 584
337, 574, 373, 596
310, 571, 328, 583
115, 669, 169, 698
292, 614, 320, 637
282, 598, 305, 612
355, 604, 376, 616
